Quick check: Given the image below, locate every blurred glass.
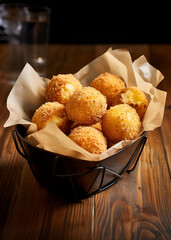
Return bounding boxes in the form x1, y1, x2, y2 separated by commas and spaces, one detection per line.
0, 3, 25, 83
21, 6, 51, 77
0, 4, 50, 83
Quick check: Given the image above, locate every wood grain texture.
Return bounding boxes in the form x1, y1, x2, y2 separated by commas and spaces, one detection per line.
149, 44, 171, 175
0, 44, 170, 240
93, 129, 171, 240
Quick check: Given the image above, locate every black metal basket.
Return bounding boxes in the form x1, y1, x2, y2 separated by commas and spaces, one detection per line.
12, 125, 148, 199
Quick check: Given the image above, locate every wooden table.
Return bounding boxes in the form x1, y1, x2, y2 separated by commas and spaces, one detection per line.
0, 44, 170, 240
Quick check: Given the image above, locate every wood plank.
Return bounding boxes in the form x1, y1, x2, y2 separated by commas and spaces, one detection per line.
92, 45, 171, 239
1, 162, 49, 240
0, 130, 25, 239
0, 44, 96, 240
149, 44, 171, 104
39, 194, 95, 240
36, 44, 96, 240
0, 82, 25, 238
0, 44, 170, 240
94, 130, 171, 239
47, 44, 97, 77
149, 44, 171, 174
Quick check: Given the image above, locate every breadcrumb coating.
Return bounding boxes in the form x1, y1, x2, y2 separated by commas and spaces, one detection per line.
112, 86, 148, 120
66, 87, 107, 125
91, 120, 102, 132
32, 102, 70, 133
90, 72, 125, 107
45, 74, 82, 105
70, 120, 102, 132
102, 104, 141, 143
68, 126, 107, 154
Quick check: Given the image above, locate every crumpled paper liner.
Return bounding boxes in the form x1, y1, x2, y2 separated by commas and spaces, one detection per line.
4, 48, 167, 161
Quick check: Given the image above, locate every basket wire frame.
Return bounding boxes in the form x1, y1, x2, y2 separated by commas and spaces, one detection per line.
12, 129, 148, 199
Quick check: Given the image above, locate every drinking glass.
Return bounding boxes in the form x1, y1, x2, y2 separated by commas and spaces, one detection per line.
21, 6, 51, 77
0, 3, 25, 83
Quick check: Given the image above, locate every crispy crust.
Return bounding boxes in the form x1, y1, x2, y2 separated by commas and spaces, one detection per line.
45, 74, 82, 105
68, 126, 107, 154
91, 120, 102, 132
32, 102, 70, 133
112, 86, 148, 120
90, 72, 125, 107
70, 120, 102, 132
66, 87, 107, 125
102, 104, 141, 142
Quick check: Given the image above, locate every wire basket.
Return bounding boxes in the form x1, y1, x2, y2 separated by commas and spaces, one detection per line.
12, 125, 148, 199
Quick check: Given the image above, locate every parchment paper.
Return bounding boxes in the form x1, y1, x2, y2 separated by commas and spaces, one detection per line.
4, 48, 167, 161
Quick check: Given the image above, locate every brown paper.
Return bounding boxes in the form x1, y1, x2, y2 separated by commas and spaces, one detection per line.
4, 48, 167, 161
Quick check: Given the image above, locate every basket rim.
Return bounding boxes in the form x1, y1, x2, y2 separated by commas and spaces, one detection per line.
14, 124, 148, 163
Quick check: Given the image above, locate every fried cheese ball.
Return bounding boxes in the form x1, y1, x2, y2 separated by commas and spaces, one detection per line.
32, 102, 70, 133
90, 72, 125, 107
102, 104, 141, 143
66, 87, 107, 125
91, 120, 102, 132
68, 126, 107, 154
71, 120, 102, 132
45, 74, 82, 105
112, 86, 148, 120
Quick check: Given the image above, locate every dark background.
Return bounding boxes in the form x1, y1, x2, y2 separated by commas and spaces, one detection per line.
0, 0, 170, 44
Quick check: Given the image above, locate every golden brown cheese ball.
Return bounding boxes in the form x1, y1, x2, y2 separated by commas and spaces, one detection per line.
66, 87, 107, 125
112, 86, 148, 120
32, 102, 70, 133
68, 126, 107, 154
45, 74, 82, 105
71, 121, 102, 133
90, 72, 125, 107
102, 104, 141, 143
91, 120, 102, 132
